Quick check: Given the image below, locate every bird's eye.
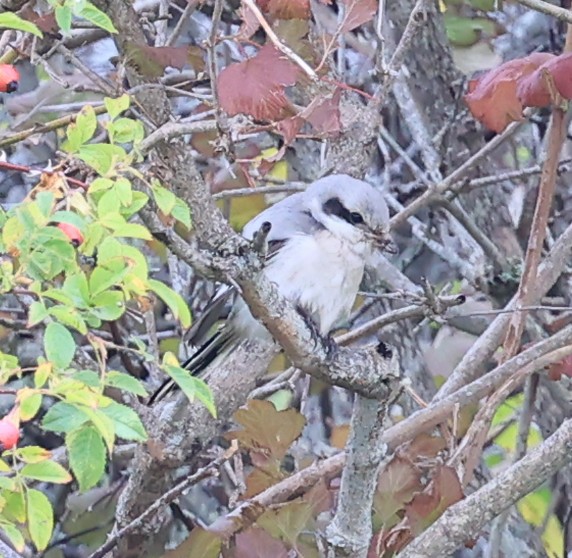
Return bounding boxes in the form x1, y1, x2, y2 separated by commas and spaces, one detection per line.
350, 212, 364, 224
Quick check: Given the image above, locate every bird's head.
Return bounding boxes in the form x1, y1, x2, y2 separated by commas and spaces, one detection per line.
307, 175, 395, 256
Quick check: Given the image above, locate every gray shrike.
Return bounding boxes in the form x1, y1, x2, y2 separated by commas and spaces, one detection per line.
149, 174, 393, 404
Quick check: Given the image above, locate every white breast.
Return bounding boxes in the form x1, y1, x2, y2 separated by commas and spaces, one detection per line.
231, 231, 366, 339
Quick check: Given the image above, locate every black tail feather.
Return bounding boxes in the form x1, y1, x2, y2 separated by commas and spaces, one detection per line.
147, 329, 234, 405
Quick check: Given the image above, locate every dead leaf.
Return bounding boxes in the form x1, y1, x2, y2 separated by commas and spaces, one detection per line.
257, 500, 315, 546
237, 2, 261, 40
517, 51, 572, 108
305, 88, 342, 136
125, 43, 204, 78
218, 44, 300, 121
405, 465, 463, 535
163, 527, 221, 558
226, 399, 306, 461
464, 52, 555, 132
265, 0, 311, 19
234, 528, 289, 558
339, 0, 377, 32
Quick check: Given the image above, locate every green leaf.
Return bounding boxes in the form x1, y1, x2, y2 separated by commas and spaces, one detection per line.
172, 198, 192, 229
0, 12, 43, 37
21, 461, 72, 484
19, 391, 42, 421
151, 182, 176, 215
28, 301, 48, 327
108, 118, 144, 145
62, 272, 90, 308
89, 177, 114, 194
89, 260, 128, 297
55, 5, 72, 34
42, 402, 89, 434
78, 144, 127, 176
105, 371, 147, 396
51, 210, 88, 232
17, 446, 51, 464
112, 222, 152, 240
48, 306, 88, 335
44, 322, 75, 369
100, 402, 147, 442
89, 291, 125, 321
148, 279, 191, 328
114, 177, 133, 206
78, 1, 117, 34
65, 105, 97, 151
1, 522, 25, 552
104, 94, 130, 120
74, 370, 101, 388
66, 425, 106, 491
26, 489, 53, 551
80, 408, 115, 452
162, 360, 216, 417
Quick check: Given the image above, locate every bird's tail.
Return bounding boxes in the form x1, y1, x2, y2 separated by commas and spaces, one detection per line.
147, 327, 236, 405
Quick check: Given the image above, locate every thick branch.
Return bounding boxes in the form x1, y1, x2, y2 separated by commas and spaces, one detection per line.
397, 418, 572, 558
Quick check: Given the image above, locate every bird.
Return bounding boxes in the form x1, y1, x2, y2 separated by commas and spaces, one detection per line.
148, 174, 394, 404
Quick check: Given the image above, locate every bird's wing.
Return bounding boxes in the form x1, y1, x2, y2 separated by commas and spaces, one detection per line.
148, 192, 322, 404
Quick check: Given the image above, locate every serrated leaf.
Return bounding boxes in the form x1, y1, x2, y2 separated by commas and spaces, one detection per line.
1, 522, 25, 552
89, 291, 125, 321
16, 446, 51, 464
47, 306, 88, 335
26, 489, 53, 551
66, 425, 106, 491
172, 198, 192, 229
162, 359, 216, 417
151, 183, 176, 215
104, 94, 130, 120
44, 322, 75, 369
78, 1, 117, 33
66, 105, 97, 151
28, 301, 48, 327
80, 407, 115, 452
34, 362, 52, 388
0, 12, 43, 37
111, 222, 152, 240
148, 279, 191, 328
17, 390, 42, 421
100, 402, 147, 442
42, 402, 89, 433
21, 461, 72, 484
0, 458, 10, 472
78, 144, 127, 176
106, 371, 147, 396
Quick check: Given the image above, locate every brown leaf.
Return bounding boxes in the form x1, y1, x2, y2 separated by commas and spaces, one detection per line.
20, 7, 59, 34
125, 43, 204, 78
226, 399, 306, 461
464, 52, 555, 132
517, 52, 572, 108
218, 44, 300, 121
273, 19, 316, 63
398, 433, 447, 462
257, 500, 315, 546
265, 0, 311, 19
339, 0, 377, 32
374, 455, 423, 526
244, 464, 285, 498
234, 528, 289, 558
405, 465, 463, 535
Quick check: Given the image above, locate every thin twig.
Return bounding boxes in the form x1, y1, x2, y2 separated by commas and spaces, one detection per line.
87, 445, 237, 558
241, 0, 318, 80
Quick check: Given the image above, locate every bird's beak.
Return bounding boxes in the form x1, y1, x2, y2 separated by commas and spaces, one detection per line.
372, 230, 398, 254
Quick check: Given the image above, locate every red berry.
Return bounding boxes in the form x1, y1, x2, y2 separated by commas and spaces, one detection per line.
0, 418, 19, 450
0, 64, 19, 93
57, 223, 84, 246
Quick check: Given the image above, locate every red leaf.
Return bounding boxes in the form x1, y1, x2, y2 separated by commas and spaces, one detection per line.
237, 2, 261, 40
464, 52, 555, 132
548, 354, 572, 381
517, 51, 572, 108
218, 45, 300, 121
305, 89, 342, 136
21, 7, 59, 34
339, 0, 377, 32
275, 116, 304, 144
